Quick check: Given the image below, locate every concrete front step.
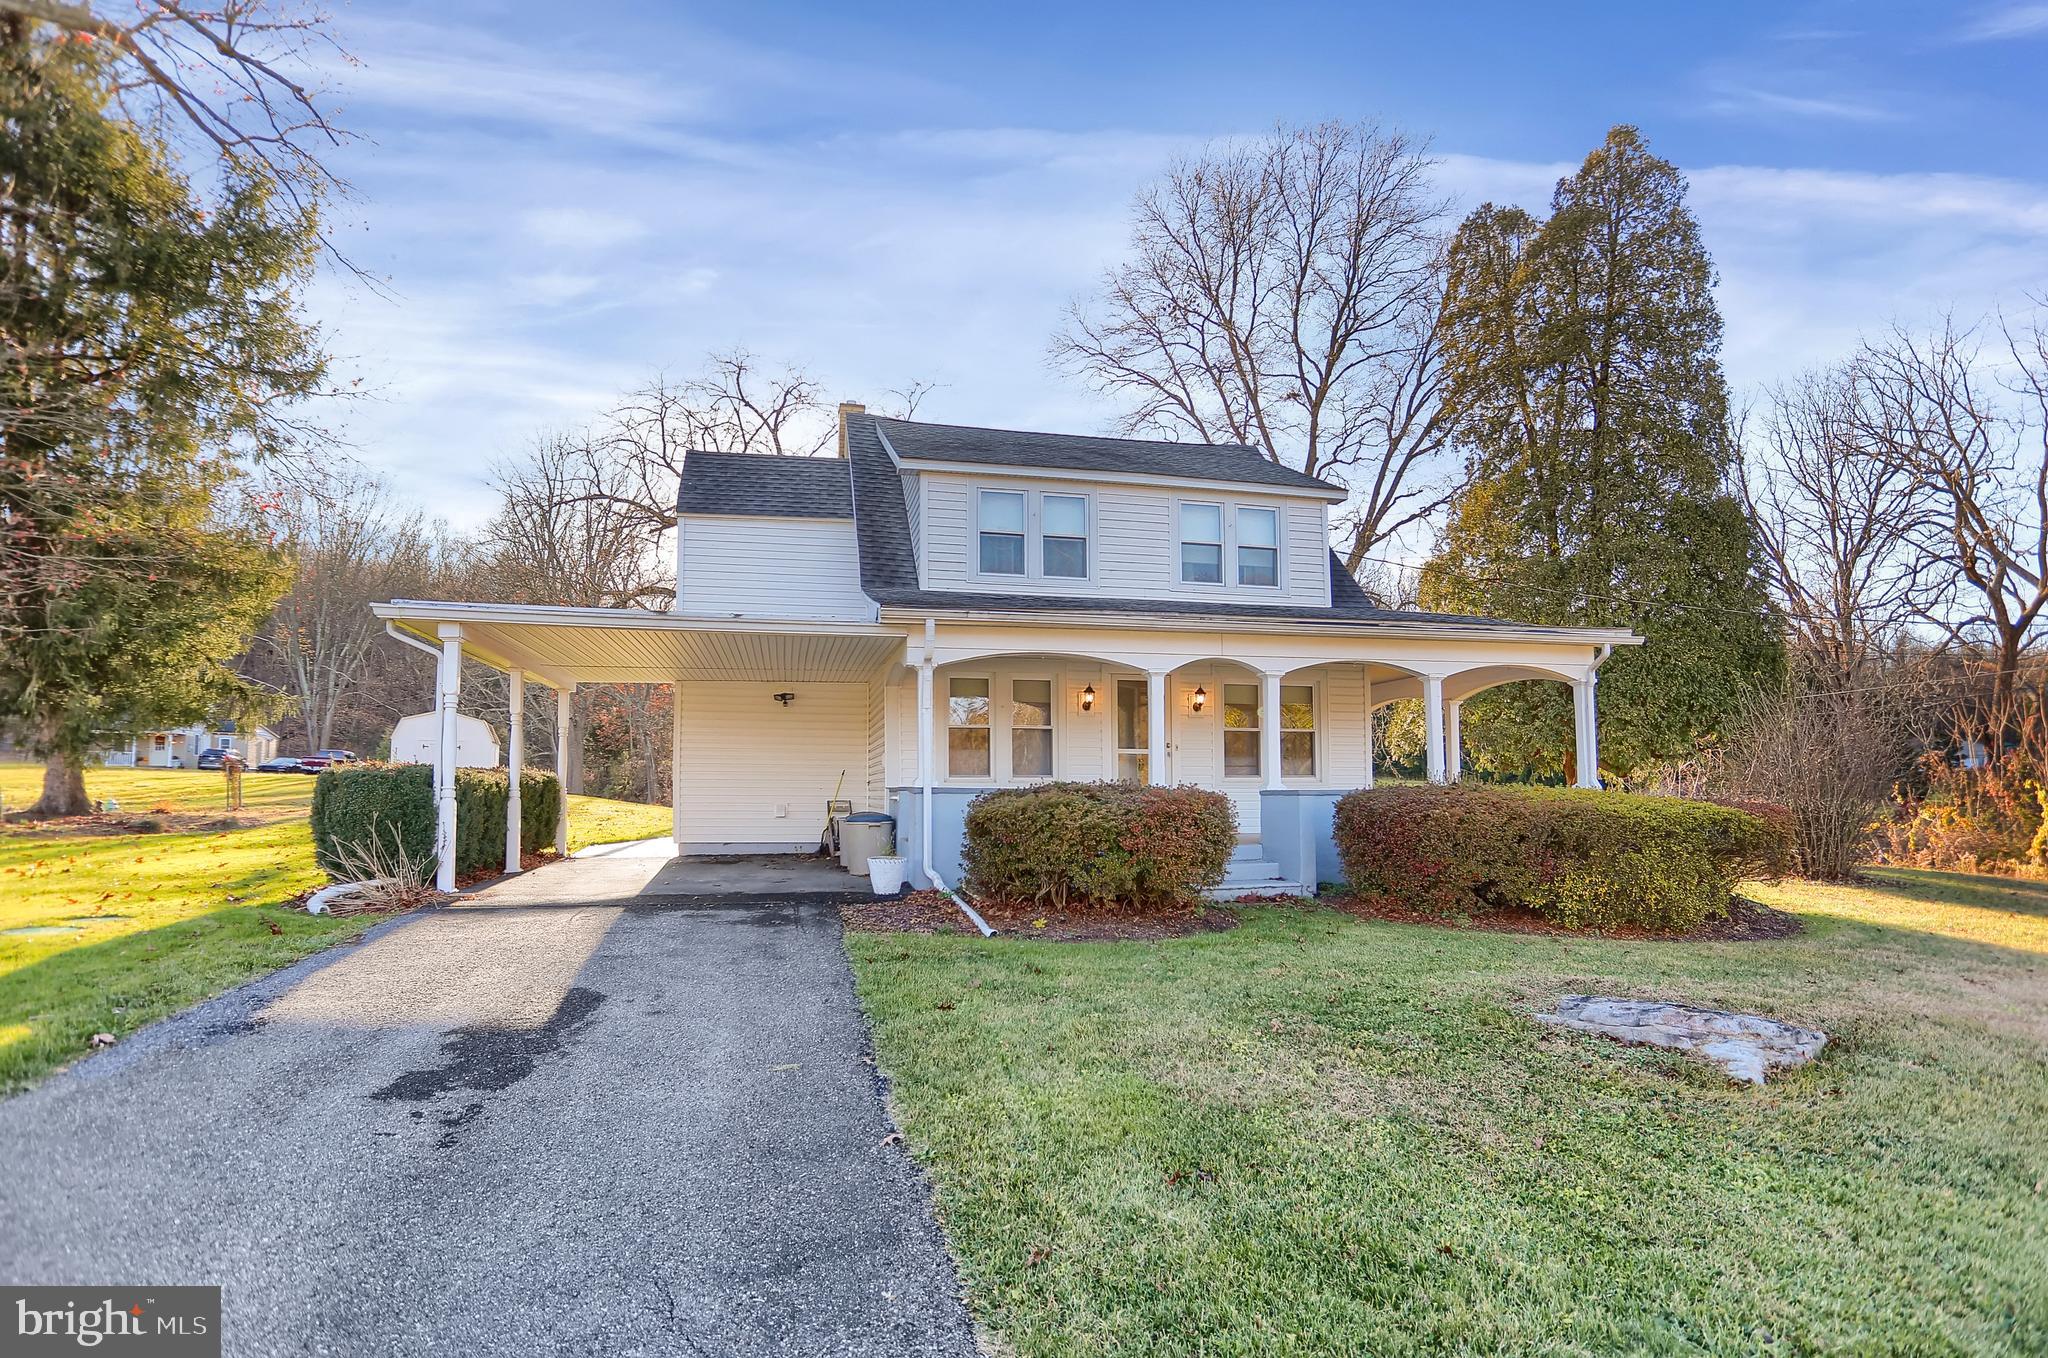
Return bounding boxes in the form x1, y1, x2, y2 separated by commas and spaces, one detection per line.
1207, 846, 1307, 899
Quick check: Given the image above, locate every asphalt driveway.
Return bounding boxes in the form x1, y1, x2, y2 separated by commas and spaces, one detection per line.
0, 859, 977, 1357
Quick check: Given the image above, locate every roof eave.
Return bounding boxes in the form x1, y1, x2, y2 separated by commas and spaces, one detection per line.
873, 603, 1642, 646
889, 455, 1348, 502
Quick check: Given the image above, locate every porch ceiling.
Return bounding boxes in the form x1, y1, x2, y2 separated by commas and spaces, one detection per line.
372, 601, 906, 686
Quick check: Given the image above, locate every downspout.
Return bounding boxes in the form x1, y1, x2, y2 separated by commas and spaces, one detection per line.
385, 621, 441, 661
918, 615, 994, 937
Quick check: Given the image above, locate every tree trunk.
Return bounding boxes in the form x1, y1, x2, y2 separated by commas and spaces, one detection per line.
28, 750, 91, 818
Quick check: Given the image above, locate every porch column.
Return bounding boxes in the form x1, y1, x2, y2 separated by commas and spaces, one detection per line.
1573, 674, 1601, 789
1445, 700, 1463, 782
670, 683, 685, 843
1422, 673, 1447, 784
916, 655, 936, 879
435, 624, 462, 892
504, 668, 524, 874
1146, 669, 1169, 785
1260, 670, 1284, 791
1360, 666, 1375, 789
553, 683, 575, 856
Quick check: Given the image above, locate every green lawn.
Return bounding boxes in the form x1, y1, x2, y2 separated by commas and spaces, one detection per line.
848, 869, 2048, 1357
0, 763, 671, 1094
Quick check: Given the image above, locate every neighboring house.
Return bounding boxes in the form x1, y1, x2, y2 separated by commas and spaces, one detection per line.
99, 721, 279, 769
376, 405, 1639, 892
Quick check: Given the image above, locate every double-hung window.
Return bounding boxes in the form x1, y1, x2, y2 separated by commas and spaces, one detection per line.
947, 678, 992, 777
1041, 495, 1088, 578
1223, 684, 1260, 777
1281, 685, 1316, 777
947, 674, 1055, 780
1180, 503, 1223, 584
1237, 507, 1279, 587
1010, 680, 1054, 777
978, 491, 1026, 575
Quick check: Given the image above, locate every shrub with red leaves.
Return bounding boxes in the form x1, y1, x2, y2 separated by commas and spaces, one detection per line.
963, 781, 1235, 911
1333, 784, 1789, 932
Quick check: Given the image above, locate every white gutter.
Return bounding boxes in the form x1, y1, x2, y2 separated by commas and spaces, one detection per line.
384, 621, 442, 660
875, 605, 1639, 647
916, 615, 994, 937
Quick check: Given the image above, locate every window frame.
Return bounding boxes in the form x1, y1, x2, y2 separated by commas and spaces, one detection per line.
938, 667, 1062, 785
1008, 677, 1056, 781
974, 490, 1028, 578
945, 674, 995, 780
969, 486, 1095, 585
1177, 500, 1226, 586
1221, 681, 1261, 781
1235, 505, 1282, 589
1279, 682, 1318, 779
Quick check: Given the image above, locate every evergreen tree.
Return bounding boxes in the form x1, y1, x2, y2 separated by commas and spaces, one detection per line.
0, 22, 319, 814
1424, 126, 1780, 779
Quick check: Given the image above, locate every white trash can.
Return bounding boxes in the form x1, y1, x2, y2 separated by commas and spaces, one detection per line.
867, 855, 908, 896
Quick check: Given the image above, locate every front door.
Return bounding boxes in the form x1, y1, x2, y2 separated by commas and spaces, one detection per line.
1114, 679, 1164, 783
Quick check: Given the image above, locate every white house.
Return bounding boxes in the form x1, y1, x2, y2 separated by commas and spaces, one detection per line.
99, 721, 279, 769
375, 405, 1639, 893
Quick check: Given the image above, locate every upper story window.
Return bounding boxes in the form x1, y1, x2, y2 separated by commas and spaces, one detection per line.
1041, 494, 1088, 578
1180, 503, 1223, 584
976, 488, 1090, 581
1237, 507, 1279, 587
977, 491, 1027, 575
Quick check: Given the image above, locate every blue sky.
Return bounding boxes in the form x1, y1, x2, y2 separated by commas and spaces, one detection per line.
307, 1, 2048, 523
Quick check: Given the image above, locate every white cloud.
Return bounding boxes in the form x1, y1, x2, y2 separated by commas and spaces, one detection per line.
519, 208, 649, 251
1957, 4, 2048, 41
1699, 84, 1904, 124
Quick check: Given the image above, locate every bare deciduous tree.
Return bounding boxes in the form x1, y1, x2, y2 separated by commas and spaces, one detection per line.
1, 0, 353, 234
252, 473, 434, 752
1738, 366, 1938, 687
1052, 121, 1456, 563
1854, 310, 2048, 721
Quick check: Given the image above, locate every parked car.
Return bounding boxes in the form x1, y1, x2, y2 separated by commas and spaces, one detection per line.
295, 756, 333, 773
314, 749, 358, 763
195, 747, 233, 770
255, 757, 306, 774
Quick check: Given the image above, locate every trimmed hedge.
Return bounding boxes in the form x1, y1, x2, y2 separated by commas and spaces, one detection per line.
1333, 784, 1790, 932
310, 762, 563, 882
962, 781, 1236, 910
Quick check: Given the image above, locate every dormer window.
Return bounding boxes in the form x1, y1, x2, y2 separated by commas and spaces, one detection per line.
1041, 495, 1088, 578
1237, 507, 1279, 587
978, 490, 1026, 575
1180, 503, 1223, 584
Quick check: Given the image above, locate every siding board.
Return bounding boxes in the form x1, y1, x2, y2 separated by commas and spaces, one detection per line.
676, 515, 873, 620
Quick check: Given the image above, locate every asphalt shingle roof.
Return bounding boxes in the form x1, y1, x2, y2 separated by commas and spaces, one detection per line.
873, 416, 1343, 495
843, 411, 1529, 630
677, 452, 852, 519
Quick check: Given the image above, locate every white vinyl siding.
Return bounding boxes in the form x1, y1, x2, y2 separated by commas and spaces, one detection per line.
919, 472, 1329, 608
901, 471, 924, 581
674, 515, 874, 621
674, 680, 873, 850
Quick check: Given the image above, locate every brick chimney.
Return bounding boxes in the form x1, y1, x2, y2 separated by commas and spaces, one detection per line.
836, 401, 865, 459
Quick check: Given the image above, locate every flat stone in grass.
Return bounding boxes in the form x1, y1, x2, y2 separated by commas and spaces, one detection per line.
1536, 994, 1827, 1085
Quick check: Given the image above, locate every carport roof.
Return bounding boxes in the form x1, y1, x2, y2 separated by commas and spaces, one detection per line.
373, 601, 905, 687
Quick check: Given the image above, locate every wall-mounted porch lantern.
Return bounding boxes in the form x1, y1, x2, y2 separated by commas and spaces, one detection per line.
1079, 684, 1097, 713
1191, 686, 1208, 713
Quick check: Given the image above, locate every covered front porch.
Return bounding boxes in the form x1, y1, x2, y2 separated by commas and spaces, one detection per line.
374, 600, 1635, 896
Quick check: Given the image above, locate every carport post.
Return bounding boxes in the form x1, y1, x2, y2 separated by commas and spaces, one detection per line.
504, 668, 524, 874
670, 684, 684, 843
435, 624, 463, 893
554, 683, 575, 856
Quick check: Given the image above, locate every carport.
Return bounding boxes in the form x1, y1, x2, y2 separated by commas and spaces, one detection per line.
374, 600, 906, 891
